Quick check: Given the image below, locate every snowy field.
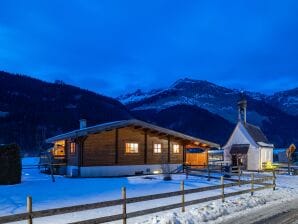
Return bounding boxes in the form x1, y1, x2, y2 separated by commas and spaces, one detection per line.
0, 158, 298, 224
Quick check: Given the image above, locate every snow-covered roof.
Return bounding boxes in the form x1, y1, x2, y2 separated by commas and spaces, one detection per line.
46, 119, 220, 148
257, 141, 274, 148
243, 122, 270, 144
223, 121, 274, 149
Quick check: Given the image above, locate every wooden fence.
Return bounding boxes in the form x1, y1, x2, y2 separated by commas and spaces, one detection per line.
0, 172, 276, 224
185, 164, 243, 182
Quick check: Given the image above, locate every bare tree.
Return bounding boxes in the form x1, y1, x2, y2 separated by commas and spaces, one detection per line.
160, 153, 172, 181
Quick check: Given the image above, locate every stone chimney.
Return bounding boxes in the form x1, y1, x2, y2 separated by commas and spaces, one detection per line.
79, 119, 87, 129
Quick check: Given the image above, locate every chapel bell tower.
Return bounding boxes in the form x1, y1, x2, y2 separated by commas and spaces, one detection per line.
237, 93, 247, 124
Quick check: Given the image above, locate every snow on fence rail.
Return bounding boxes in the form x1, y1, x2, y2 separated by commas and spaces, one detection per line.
0, 173, 276, 224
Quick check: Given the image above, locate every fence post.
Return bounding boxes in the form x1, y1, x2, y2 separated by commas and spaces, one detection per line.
181, 181, 185, 212
27, 196, 32, 224
221, 176, 224, 203
273, 170, 276, 191
207, 164, 210, 181
238, 166, 241, 187
122, 187, 127, 224
186, 166, 189, 179
250, 173, 254, 196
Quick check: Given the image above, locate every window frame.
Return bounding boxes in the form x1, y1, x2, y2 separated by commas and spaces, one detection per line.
173, 144, 180, 154
153, 143, 162, 154
125, 143, 139, 154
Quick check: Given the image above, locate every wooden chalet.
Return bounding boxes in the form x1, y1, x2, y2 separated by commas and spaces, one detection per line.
46, 119, 219, 177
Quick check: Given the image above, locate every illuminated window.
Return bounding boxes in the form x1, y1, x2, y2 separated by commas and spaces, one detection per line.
153, 143, 162, 153
53, 140, 66, 156
125, 143, 139, 153
173, 144, 180, 153
70, 142, 76, 154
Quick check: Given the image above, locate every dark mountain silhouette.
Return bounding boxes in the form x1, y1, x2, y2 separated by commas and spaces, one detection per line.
0, 71, 132, 154
132, 104, 234, 145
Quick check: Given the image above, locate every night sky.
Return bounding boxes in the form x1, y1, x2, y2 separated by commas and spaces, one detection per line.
1, 0, 298, 96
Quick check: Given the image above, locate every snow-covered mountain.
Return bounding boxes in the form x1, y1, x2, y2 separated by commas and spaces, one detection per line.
119, 78, 298, 119
118, 78, 265, 124
118, 78, 298, 147
117, 88, 163, 105
268, 88, 298, 116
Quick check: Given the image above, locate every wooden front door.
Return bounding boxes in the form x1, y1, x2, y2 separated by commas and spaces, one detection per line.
232, 154, 238, 166
231, 154, 247, 169
186, 152, 208, 166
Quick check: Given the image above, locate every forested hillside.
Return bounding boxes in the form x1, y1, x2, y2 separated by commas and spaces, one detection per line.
0, 71, 132, 154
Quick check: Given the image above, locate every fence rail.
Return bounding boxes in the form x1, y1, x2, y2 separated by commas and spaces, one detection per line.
0, 172, 275, 224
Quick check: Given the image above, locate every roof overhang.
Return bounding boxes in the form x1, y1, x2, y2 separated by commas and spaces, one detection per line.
230, 144, 249, 154
257, 141, 274, 148
46, 119, 220, 148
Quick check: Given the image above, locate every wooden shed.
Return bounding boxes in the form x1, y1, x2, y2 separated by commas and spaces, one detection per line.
46, 119, 219, 177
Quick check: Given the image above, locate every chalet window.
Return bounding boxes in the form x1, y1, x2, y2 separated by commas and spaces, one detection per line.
153, 143, 162, 153
125, 143, 139, 153
173, 144, 180, 154
70, 142, 76, 154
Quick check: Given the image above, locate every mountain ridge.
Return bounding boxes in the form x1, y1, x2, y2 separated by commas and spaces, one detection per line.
118, 78, 298, 147
0, 71, 297, 151
0, 71, 132, 153
118, 78, 298, 116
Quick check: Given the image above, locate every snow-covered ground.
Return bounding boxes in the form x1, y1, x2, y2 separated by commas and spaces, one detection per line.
136, 172, 298, 224
0, 158, 298, 224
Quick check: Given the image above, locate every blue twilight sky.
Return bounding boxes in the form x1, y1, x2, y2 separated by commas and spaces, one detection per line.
0, 0, 298, 97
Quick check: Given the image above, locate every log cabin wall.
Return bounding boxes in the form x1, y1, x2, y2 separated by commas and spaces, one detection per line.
83, 130, 116, 166
146, 134, 168, 164
117, 127, 183, 165
117, 127, 145, 165
170, 138, 184, 164
66, 140, 79, 166
77, 126, 184, 166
